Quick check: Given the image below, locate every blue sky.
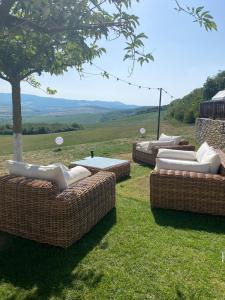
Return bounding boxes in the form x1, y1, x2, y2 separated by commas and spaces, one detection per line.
1, 0, 225, 106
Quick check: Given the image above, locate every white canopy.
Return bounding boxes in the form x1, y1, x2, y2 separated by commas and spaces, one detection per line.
212, 90, 225, 101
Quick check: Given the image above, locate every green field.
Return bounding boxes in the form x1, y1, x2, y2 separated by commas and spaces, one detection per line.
0, 112, 195, 156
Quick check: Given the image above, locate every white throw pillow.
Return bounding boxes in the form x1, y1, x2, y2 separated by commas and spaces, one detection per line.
63, 166, 91, 186
159, 133, 182, 145
147, 140, 174, 151
201, 147, 221, 174
155, 158, 211, 173
7, 160, 67, 191
157, 149, 197, 161
196, 142, 211, 163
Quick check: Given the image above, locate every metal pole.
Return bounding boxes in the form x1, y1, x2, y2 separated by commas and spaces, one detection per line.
157, 88, 162, 140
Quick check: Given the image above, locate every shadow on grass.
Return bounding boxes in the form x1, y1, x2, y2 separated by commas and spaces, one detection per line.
152, 208, 225, 234
0, 209, 116, 299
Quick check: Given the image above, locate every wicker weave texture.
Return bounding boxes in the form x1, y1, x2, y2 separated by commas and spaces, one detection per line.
133, 141, 195, 166
150, 151, 225, 216
0, 171, 116, 247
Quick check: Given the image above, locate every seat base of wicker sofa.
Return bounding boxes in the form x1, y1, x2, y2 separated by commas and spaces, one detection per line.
150, 170, 225, 216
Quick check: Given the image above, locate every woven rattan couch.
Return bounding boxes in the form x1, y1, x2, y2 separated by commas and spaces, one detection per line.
0, 171, 116, 247
133, 140, 195, 166
150, 150, 225, 216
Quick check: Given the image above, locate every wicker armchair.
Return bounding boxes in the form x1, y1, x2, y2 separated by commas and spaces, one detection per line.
150, 150, 225, 216
133, 139, 195, 166
0, 171, 116, 247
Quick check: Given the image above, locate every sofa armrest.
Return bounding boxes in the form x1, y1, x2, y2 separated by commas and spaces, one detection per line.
55, 171, 116, 245
133, 142, 137, 151
0, 175, 59, 201
179, 139, 188, 145
57, 171, 116, 203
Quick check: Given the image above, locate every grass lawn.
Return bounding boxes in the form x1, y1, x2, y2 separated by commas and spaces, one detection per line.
0, 117, 224, 299
0, 153, 225, 299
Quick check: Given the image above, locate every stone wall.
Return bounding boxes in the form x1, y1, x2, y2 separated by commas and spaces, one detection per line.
196, 118, 225, 150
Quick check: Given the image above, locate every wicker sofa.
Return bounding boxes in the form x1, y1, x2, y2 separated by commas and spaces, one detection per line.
0, 171, 116, 247
133, 139, 195, 166
150, 150, 225, 216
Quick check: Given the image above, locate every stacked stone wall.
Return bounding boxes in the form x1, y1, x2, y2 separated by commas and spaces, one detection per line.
196, 118, 225, 150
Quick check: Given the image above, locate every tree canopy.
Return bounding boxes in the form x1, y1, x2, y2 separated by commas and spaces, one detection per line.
167, 71, 225, 124
0, 0, 154, 86
0, 0, 217, 33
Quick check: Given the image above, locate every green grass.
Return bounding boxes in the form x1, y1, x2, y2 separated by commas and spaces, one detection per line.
0, 162, 225, 299
1, 114, 221, 299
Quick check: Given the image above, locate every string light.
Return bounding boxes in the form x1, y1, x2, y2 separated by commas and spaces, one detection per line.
82, 62, 175, 100
86, 63, 175, 99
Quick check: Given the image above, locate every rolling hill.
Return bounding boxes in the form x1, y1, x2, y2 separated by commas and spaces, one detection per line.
0, 93, 163, 125
0, 93, 138, 123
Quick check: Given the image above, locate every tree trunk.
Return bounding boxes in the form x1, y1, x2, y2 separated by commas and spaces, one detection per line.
11, 80, 23, 161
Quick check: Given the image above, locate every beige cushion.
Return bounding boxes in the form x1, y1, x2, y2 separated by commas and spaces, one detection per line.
155, 158, 210, 173
196, 142, 211, 162
201, 147, 221, 174
157, 149, 197, 161
147, 140, 174, 151
7, 160, 67, 191
64, 166, 91, 186
159, 133, 182, 145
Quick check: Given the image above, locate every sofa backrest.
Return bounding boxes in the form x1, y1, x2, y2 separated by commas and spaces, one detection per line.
217, 150, 225, 176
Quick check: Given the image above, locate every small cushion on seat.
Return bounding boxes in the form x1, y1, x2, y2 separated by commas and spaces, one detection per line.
7, 160, 67, 190
159, 133, 182, 145
196, 142, 211, 162
155, 158, 211, 173
201, 147, 221, 174
147, 140, 175, 151
63, 166, 91, 186
157, 149, 196, 161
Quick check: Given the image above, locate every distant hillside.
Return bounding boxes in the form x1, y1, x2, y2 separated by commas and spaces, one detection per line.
167, 70, 225, 124
0, 93, 138, 123
100, 105, 168, 122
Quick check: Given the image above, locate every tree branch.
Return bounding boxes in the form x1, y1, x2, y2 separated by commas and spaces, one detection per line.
20, 69, 41, 80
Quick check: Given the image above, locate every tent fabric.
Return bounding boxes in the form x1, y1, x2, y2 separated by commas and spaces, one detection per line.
212, 90, 225, 101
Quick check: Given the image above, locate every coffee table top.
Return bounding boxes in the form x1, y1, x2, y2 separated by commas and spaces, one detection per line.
71, 156, 129, 169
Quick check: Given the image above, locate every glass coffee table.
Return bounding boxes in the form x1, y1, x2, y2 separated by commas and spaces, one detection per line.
69, 156, 130, 181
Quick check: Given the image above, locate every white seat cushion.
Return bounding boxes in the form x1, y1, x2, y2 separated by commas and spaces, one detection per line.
196, 142, 211, 162
157, 149, 197, 161
201, 147, 221, 174
155, 158, 210, 173
63, 166, 91, 186
7, 160, 67, 191
159, 133, 182, 145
